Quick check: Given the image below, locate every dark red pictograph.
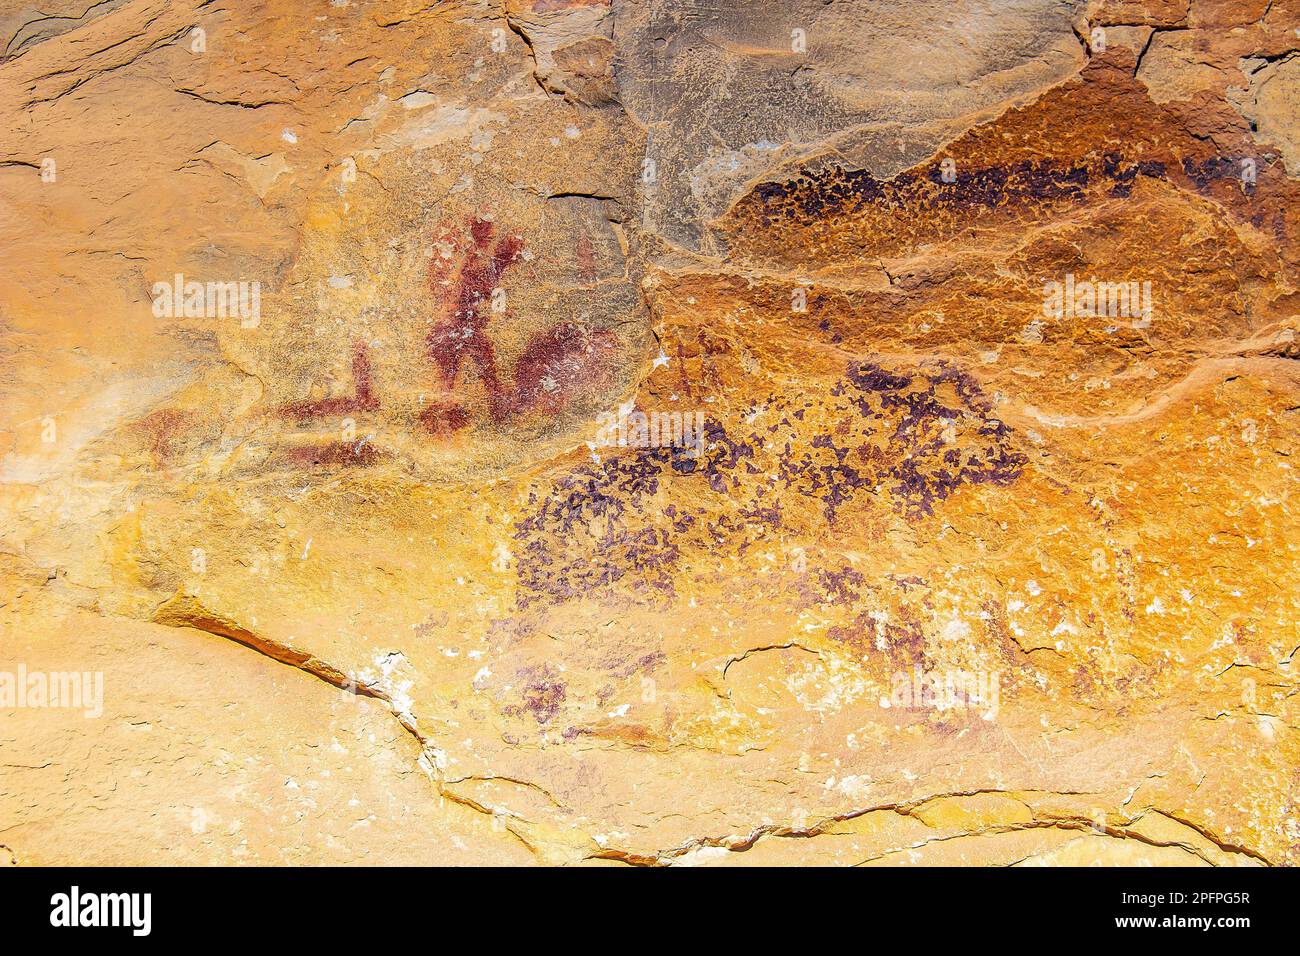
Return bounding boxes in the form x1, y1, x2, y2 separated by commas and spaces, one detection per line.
273, 215, 619, 454
422, 216, 618, 433
425, 217, 524, 423
418, 399, 472, 436
277, 340, 379, 419
512, 320, 619, 416
575, 232, 598, 286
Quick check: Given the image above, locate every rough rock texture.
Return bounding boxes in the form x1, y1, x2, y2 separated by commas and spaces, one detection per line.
1, 0, 1298, 866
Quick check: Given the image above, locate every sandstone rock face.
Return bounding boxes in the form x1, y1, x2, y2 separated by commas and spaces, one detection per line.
1, 0, 1298, 866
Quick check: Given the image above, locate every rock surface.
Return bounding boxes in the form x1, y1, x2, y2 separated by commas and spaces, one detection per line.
1, 0, 1298, 866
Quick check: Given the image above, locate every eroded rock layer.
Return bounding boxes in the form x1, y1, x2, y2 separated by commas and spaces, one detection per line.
1, 0, 1298, 866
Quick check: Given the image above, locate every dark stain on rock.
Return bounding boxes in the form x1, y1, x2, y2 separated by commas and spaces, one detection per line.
513, 359, 1025, 607
749, 154, 1169, 224
506, 666, 568, 725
